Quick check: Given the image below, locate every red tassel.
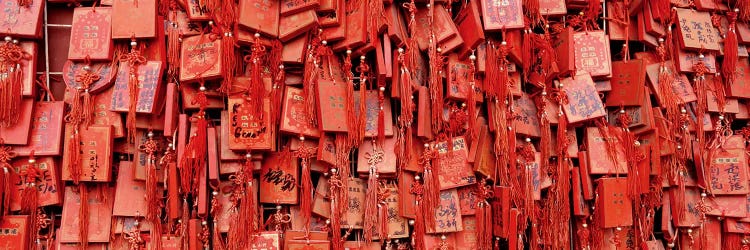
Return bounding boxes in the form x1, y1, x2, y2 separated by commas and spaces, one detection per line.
302, 36, 320, 128
377, 79, 386, 146
0, 39, 28, 128
167, 11, 182, 78
428, 43, 444, 133
181, 89, 209, 196
78, 184, 89, 249
420, 144, 439, 231
19, 155, 39, 250
476, 182, 493, 250
357, 58, 369, 145
218, 26, 237, 93
363, 166, 379, 242
410, 177, 426, 250
739, 0, 750, 22
211, 189, 225, 250
378, 182, 388, 241
0, 140, 15, 221
243, 34, 267, 119
228, 155, 258, 249
723, 233, 744, 250
151, 219, 163, 250
724, 11, 740, 84
300, 152, 313, 230
293, 137, 316, 232
344, 51, 359, 146
270, 40, 284, 127
329, 170, 344, 250
0, 165, 9, 220
466, 58, 478, 143
120, 40, 147, 144
141, 132, 161, 221
66, 129, 83, 185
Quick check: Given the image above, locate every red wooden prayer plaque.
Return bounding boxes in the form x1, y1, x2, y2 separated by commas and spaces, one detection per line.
0, 0, 43, 38
112, 0, 157, 39
61, 125, 114, 182
179, 35, 223, 83
59, 185, 114, 243
69, 7, 113, 61
110, 61, 164, 114
238, 0, 280, 38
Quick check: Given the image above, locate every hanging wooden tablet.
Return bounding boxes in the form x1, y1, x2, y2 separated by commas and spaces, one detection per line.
112, 0, 158, 39
68, 7, 114, 61
0, 0, 43, 38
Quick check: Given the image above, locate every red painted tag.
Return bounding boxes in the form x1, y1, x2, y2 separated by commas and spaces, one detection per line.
112, 0, 158, 39
597, 178, 633, 228
573, 31, 612, 77
69, 7, 114, 61
428, 189, 463, 233
0, 99, 34, 145
260, 152, 299, 204
561, 73, 606, 123
10, 157, 62, 210
436, 137, 476, 190
179, 35, 223, 83
0, 215, 30, 250
238, 0, 280, 37
357, 137, 398, 176
110, 61, 164, 114
280, 86, 322, 138
675, 8, 722, 51
112, 161, 147, 216
61, 125, 114, 182
59, 185, 114, 243
481, 0, 524, 30
0, 0, 43, 38
228, 97, 275, 151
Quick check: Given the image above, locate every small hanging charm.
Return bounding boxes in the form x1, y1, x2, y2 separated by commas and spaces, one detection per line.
123, 216, 145, 250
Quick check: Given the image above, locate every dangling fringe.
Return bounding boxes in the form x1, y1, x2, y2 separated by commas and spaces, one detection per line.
334, 135, 351, 202
344, 52, 359, 146
300, 155, 313, 231
723, 233, 742, 250
181, 199, 190, 250
428, 44, 444, 133
466, 78, 477, 143
78, 184, 89, 249
0, 166, 9, 220
378, 185, 388, 241
20, 179, 38, 250
212, 221, 225, 250
146, 159, 161, 223
245, 36, 267, 118
739, 0, 750, 22
357, 70, 368, 144
66, 129, 83, 185
421, 162, 439, 231
151, 219, 163, 250
363, 169, 379, 242
330, 179, 343, 250
302, 37, 320, 127
167, 11, 181, 78
724, 11, 739, 87
121, 41, 147, 144
412, 200, 426, 250
180, 91, 209, 196
476, 191, 492, 250
218, 30, 237, 93
522, 29, 534, 80
0, 41, 25, 128
270, 40, 284, 127
377, 80, 386, 146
